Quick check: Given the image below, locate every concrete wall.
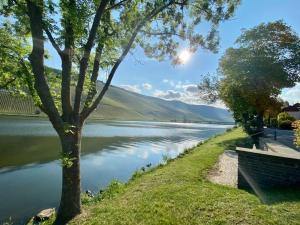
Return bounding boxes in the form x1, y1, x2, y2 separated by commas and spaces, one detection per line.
236, 147, 300, 190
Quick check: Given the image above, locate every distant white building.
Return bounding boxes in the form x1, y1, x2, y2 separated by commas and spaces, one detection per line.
282, 103, 300, 120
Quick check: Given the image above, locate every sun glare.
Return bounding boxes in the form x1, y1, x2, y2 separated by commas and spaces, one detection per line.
178, 49, 192, 64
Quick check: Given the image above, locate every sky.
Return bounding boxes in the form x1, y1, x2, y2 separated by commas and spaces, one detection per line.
45, 0, 300, 108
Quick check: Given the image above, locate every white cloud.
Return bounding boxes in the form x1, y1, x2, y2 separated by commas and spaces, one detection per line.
153, 90, 182, 99
162, 79, 198, 92
120, 84, 141, 93
119, 81, 227, 109
182, 84, 198, 93
162, 79, 175, 87
153, 83, 226, 109
280, 83, 300, 104
142, 83, 152, 90
175, 81, 183, 89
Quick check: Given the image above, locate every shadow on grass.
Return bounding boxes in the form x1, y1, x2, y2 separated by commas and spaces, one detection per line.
262, 188, 300, 205
219, 136, 254, 150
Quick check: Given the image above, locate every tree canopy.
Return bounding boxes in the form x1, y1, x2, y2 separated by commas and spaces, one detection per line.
199, 21, 300, 134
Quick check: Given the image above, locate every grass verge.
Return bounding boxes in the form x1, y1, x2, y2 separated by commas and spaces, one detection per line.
40, 128, 300, 225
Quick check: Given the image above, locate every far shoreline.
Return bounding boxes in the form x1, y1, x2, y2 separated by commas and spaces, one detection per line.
0, 113, 235, 125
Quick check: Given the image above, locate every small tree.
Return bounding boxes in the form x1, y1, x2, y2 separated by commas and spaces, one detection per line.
0, 0, 240, 223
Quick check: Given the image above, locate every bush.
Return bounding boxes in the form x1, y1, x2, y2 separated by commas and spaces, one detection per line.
278, 120, 293, 129
277, 112, 296, 122
277, 112, 295, 130
292, 120, 300, 147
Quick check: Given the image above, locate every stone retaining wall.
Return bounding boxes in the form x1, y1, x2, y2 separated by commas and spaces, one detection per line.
236, 147, 300, 190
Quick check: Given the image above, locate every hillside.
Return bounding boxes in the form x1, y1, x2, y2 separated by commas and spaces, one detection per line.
0, 84, 233, 123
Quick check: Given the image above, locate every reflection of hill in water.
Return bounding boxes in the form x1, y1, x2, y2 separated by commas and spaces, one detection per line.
0, 135, 192, 169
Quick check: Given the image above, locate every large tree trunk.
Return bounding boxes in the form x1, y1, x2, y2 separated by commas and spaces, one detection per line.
253, 112, 264, 148
55, 129, 82, 224
256, 112, 264, 134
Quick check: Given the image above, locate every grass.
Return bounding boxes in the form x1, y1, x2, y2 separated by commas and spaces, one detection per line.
38, 128, 300, 225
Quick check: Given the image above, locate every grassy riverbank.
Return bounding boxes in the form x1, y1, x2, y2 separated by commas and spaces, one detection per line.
42, 128, 300, 224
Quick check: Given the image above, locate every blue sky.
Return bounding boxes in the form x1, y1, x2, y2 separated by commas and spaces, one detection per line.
46, 0, 300, 107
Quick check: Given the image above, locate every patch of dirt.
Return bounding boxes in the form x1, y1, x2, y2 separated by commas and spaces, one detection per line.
208, 150, 238, 187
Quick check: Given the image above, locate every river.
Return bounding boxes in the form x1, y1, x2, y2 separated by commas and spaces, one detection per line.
0, 117, 231, 224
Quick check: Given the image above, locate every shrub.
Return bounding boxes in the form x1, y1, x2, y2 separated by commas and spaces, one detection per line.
277, 112, 296, 122
292, 120, 300, 147
278, 120, 293, 129
277, 112, 295, 130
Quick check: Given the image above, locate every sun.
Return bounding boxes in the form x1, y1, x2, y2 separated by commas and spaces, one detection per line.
178, 49, 192, 64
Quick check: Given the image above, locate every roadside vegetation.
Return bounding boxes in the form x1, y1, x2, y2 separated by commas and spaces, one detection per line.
198, 21, 300, 138
35, 128, 300, 225
277, 112, 296, 130
293, 121, 300, 147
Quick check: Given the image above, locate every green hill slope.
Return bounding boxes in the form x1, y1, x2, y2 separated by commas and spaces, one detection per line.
0, 84, 233, 123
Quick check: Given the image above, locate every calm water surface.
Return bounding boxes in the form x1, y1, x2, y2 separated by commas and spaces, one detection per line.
0, 118, 231, 224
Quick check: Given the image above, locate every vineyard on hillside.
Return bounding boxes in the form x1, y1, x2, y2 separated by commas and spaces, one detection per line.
0, 86, 234, 122
0, 90, 39, 115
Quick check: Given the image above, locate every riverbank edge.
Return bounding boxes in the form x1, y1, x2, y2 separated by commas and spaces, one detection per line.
29, 128, 300, 225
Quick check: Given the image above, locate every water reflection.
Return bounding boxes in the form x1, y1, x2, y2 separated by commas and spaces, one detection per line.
0, 118, 231, 223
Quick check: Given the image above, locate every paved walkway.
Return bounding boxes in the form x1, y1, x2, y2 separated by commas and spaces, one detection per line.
208, 150, 238, 187
264, 128, 298, 150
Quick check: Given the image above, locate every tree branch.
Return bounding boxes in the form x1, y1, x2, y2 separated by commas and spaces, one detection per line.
141, 30, 184, 38
60, 0, 76, 121
26, 0, 63, 132
44, 27, 63, 56
105, 0, 128, 11
80, 0, 175, 121
73, 0, 110, 119
82, 43, 103, 110
19, 58, 47, 113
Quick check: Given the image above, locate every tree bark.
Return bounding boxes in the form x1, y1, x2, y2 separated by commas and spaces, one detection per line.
55, 129, 82, 225
252, 112, 264, 148
26, 0, 63, 132
257, 112, 264, 134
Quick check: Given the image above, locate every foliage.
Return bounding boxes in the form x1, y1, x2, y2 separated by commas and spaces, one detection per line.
197, 73, 219, 104
277, 112, 296, 130
292, 120, 300, 147
60, 152, 76, 168
199, 21, 300, 134
0, 24, 31, 93
278, 120, 293, 130
277, 112, 296, 123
